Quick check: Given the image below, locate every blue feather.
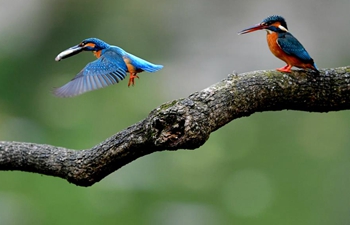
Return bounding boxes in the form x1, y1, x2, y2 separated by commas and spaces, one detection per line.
54, 50, 127, 97
54, 38, 163, 97
277, 32, 314, 63
126, 53, 164, 72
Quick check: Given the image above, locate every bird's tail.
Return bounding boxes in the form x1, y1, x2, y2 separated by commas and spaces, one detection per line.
127, 52, 163, 73
142, 63, 163, 73
312, 62, 320, 74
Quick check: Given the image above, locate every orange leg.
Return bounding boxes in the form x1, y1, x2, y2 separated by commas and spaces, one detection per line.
276, 65, 292, 73
128, 73, 139, 87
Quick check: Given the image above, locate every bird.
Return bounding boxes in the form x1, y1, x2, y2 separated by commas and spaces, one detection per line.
238, 15, 319, 74
54, 37, 163, 97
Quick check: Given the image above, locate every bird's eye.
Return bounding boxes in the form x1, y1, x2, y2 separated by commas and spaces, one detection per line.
79, 42, 85, 47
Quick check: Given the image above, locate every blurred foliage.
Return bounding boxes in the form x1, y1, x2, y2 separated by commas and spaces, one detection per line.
1, 0, 350, 224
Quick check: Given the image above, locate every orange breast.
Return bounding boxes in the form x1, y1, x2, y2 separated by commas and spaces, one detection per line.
267, 32, 287, 61
93, 50, 102, 58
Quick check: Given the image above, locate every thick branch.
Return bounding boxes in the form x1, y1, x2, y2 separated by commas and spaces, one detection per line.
1, 67, 350, 186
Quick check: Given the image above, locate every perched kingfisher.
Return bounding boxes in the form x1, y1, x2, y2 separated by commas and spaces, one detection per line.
54, 38, 163, 97
238, 15, 319, 73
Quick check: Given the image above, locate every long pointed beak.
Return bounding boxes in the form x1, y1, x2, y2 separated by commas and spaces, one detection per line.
55, 45, 84, 61
238, 24, 267, 35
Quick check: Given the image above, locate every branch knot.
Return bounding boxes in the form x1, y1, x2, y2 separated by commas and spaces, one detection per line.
148, 98, 210, 150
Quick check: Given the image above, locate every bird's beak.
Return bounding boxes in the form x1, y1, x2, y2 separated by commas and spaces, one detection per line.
55, 45, 84, 61
238, 24, 267, 35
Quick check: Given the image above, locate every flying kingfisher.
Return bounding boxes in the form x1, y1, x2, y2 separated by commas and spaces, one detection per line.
54, 38, 163, 97
238, 15, 319, 73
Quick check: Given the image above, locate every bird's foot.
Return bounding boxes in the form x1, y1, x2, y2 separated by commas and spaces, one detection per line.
276, 65, 292, 73
128, 73, 139, 87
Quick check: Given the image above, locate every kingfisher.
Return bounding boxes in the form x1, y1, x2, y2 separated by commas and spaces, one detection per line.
54, 38, 163, 97
238, 15, 319, 73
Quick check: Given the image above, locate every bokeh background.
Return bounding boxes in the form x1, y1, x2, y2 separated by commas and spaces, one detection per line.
1, 0, 350, 224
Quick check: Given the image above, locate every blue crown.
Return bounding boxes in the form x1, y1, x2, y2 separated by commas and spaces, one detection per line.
262, 15, 288, 29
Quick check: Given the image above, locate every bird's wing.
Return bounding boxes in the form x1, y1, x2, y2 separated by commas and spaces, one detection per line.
54, 50, 127, 97
277, 33, 313, 63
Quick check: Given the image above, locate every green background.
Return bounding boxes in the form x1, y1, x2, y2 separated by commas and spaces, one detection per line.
1, 0, 350, 224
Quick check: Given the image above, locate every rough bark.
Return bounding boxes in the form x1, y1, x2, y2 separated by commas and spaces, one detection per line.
1, 67, 350, 186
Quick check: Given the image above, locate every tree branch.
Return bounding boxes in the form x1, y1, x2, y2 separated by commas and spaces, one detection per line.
1, 67, 350, 186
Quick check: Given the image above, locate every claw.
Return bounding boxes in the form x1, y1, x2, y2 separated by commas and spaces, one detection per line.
128, 73, 140, 87
277, 65, 292, 73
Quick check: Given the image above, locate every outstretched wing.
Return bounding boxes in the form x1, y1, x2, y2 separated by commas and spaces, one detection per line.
54, 50, 127, 97
277, 33, 313, 63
